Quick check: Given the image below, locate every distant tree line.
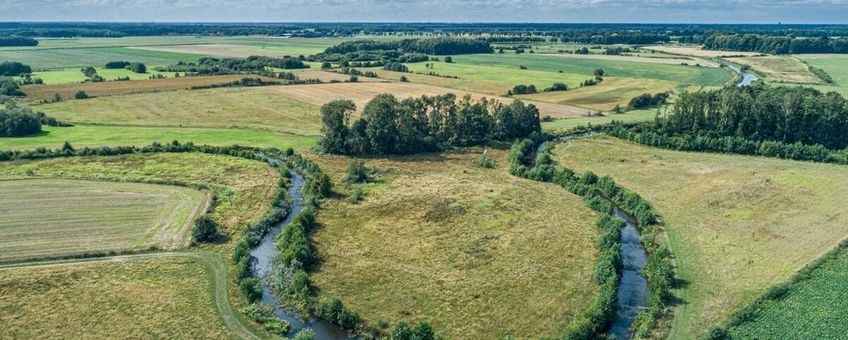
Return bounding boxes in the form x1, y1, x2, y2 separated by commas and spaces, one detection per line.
312, 38, 491, 63
651, 85, 848, 150
158, 56, 308, 75
319, 93, 541, 155
0, 36, 38, 46
554, 31, 670, 44
703, 34, 848, 54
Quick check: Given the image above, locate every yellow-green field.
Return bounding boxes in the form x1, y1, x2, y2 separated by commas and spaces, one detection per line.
726, 55, 820, 84
518, 77, 693, 111
541, 107, 662, 132
0, 153, 279, 235
310, 150, 600, 339
35, 87, 323, 136
0, 178, 207, 263
0, 256, 234, 339
553, 136, 848, 338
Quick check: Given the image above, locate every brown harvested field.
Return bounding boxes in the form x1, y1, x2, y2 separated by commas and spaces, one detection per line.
21, 75, 266, 101
726, 55, 820, 83
130, 43, 267, 58
540, 53, 720, 68
266, 81, 593, 118
643, 45, 761, 58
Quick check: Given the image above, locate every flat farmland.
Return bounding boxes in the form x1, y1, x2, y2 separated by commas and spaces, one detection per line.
539, 52, 720, 67
36, 87, 323, 135
267, 81, 593, 118
797, 54, 848, 96
518, 77, 693, 111
0, 125, 318, 151
0, 46, 202, 69
311, 150, 600, 338
0, 255, 234, 339
22, 75, 259, 101
541, 107, 661, 132
554, 136, 848, 338
643, 45, 761, 58
0, 153, 279, 236
0, 178, 208, 263
726, 55, 820, 83
19, 68, 178, 85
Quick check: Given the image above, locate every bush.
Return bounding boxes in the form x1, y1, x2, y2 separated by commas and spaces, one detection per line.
543, 82, 567, 92
344, 160, 369, 183
239, 277, 263, 303
316, 297, 360, 330
127, 62, 147, 73
104, 61, 130, 69
74, 91, 89, 99
399, 75, 409, 82
444, 56, 453, 63
383, 62, 409, 72
292, 328, 316, 340
191, 214, 221, 243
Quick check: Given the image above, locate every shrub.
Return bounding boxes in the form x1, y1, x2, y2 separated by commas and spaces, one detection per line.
344, 159, 369, 183
543, 82, 567, 92
239, 277, 263, 303
347, 187, 366, 204
444, 56, 453, 63
399, 75, 409, 82
292, 328, 316, 340
74, 91, 89, 99
127, 62, 147, 73
191, 214, 221, 243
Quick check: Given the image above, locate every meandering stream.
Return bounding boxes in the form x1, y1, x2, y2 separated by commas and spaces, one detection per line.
251, 158, 348, 339
608, 208, 649, 340
726, 64, 759, 87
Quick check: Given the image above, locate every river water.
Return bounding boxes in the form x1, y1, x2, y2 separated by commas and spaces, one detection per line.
725, 64, 759, 87
250, 160, 348, 339
608, 207, 649, 339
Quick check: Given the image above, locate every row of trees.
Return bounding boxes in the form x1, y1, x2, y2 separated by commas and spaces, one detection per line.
312, 38, 491, 63
104, 61, 147, 73
703, 34, 848, 54
158, 56, 308, 75
0, 61, 31, 76
320, 93, 541, 155
653, 85, 848, 150
0, 36, 38, 46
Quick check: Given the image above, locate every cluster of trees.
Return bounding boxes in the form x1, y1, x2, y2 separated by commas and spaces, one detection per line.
508, 136, 673, 338
315, 298, 360, 330
0, 36, 38, 46
104, 61, 147, 73
0, 61, 31, 76
703, 34, 848, 54
0, 103, 66, 137
320, 93, 541, 155
654, 86, 848, 150
0, 77, 23, 96
80, 66, 104, 82
191, 214, 221, 243
604, 46, 632, 55
382, 62, 409, 72
388, 321, 436, 340
159, 56, 308, 75
627, 92, 669, 109
507, 82, 566, 95
554, 31, 670, 44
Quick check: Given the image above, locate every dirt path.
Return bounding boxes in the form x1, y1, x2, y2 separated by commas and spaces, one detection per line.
0, 252, 262, 340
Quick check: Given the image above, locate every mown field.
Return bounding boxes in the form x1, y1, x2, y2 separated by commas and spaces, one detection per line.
310, 149, 600, 339
642, 45, 760, 58
797, 54, 848, 96
21, 74, 254, 100
35, 87, 323, 136
728, 245, 848, 339
0, 178, 206, 263
0, 46, 202, 69
19, 68, 178, 85
726, 55, 820, 84
541, 107, 661, 132
517, 77, 692, 111
553, 136, 848, 339
0, 153, 279, 235
0, 125, 317, 151
0, 256, 234, 339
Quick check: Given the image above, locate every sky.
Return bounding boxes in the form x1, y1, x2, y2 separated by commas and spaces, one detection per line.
2, 0, 848, 24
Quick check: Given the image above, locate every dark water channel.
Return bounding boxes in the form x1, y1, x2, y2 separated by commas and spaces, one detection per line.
608, 207, 649, 340
251, 158, 348, 339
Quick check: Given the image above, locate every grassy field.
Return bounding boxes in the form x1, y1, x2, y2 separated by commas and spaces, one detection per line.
310, 149, 600, 339
728, 244, 848, 339
36, 87, 323, 135
0, 125, 317, 151
726, 55, 819, 84
0, 153, 279, 235
518, 77, 691, 111
18, 68, 177, 85
267, 81, 591, 117
553, 136, 848, 339
541, 107, 661, 132
796, 54, 848, 96
0, 256, 234, 339
643, 45, 760, 58
0, 178, 207, 263
0, 46, 202, 69
538, 52, 720, 67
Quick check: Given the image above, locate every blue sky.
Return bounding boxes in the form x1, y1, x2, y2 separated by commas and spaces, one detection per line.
2, 0, 848, 23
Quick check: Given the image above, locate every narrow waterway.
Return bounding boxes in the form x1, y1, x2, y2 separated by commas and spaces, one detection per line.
251, 158, 348, 339
608, 207, 649, 340
725, 64, 759, 87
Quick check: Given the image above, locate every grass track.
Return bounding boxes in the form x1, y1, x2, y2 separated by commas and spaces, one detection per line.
553, 136, 848, 338
0, 252, 260, 340
0, 178, 208, 263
